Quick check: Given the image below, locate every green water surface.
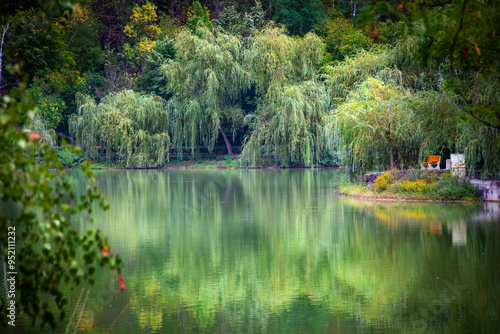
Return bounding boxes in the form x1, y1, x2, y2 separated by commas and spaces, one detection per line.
12, 169, 500, 333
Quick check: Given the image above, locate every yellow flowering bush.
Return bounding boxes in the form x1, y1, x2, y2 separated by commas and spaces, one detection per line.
366, 170, 480, 201
392, 179, 438, 193
372, 172, 391, 192
28, 87, 66, 129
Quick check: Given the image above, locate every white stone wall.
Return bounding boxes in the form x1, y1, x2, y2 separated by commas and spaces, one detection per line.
470, 180, 500, 202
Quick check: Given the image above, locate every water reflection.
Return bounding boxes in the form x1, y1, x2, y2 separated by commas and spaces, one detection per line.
471, 202, 500, 224
9, 169, 500, 333
451, 221, 467, 246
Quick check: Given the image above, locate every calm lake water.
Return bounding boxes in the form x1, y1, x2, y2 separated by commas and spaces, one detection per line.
11, 169, 500, 333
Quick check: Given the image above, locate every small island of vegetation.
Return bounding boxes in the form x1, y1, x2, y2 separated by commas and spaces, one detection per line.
340, 169, 482, 202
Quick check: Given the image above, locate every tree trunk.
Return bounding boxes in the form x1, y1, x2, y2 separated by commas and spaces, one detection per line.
351, 1, 358, 24
0, 21, 11, 94
387, 133, 394, 170
219, 124, 233, 155
195, 144, 200, 160
211, 0, 221, 20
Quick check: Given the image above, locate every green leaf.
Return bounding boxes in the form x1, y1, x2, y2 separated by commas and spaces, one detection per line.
0, 114, 10, 125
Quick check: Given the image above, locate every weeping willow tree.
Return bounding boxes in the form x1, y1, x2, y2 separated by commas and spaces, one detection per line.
69, 90, 170, 167
322, 39, 447, 108
415, 88, 500, 171
410, 90, 458, 154
329, 78, 420, 174
325, 36, 500, 174
406, 65, 500, 172
161, 26, 252, 156
456, 122, 500, 172
435, 67, 500, 171
241, 26, 328, 166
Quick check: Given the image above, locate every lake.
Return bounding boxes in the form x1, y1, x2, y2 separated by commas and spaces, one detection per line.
12, 169, 500, 333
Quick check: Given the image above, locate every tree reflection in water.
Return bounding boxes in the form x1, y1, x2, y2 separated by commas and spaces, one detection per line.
13, 169, 497, 333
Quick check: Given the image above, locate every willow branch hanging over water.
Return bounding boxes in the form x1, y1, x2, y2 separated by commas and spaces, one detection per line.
242, 80, 329, 167
328, 78, 420, 174
241, 26, 328, 167
162, 26, 252, 156
69, 91, 170, 167
323, 35, 500, 174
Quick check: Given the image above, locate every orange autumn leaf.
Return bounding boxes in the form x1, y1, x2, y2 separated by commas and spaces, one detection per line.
101, 247, 108, 257
117, 272, 126, 291
29, 132, 41, 142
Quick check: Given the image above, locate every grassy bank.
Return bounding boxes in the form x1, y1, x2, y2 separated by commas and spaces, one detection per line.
87, 155, 241, 169
58, 149, 341, 169
340, 170, 482, 201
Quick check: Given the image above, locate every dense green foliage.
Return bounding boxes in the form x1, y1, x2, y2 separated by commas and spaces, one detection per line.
241, 26, 327, 166
135, 36, 176, 99
367, 0, 500, 130
323, 39, 499, 174
0, 2, 124, 328
216, 1, 266, 37
317, 12, 374, 61
329, 78, 419, 172
70, 91, 171, 167
0, 64, 121, 330
272, 0, 326, 36
163, 25, 251, 156
187, 1, 213, 31
1, 0, 499, 173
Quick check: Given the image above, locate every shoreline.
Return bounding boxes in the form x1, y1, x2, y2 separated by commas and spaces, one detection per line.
341, 169, 489, 203
86, 165, 344, 171
339, 193, 482, 203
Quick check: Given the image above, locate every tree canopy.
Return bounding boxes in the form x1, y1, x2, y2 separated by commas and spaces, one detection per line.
162, 25, 252, 156
70, 90, 171, 167
241, 26, 328, 166
367, 0, 500, 130
0, 0, 498, 178
272, 0, 326, 36
329, 78, 419, 173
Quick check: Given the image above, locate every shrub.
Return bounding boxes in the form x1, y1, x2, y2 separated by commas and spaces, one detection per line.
28, 87, 66, 129
433, 173, 481, 201
370, 170, 480, 201
319, 149, 341, 166
405, 169, 438, 183
391, 179, 438, 193
57, 148, 83, 168
372, 172, 392, 192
